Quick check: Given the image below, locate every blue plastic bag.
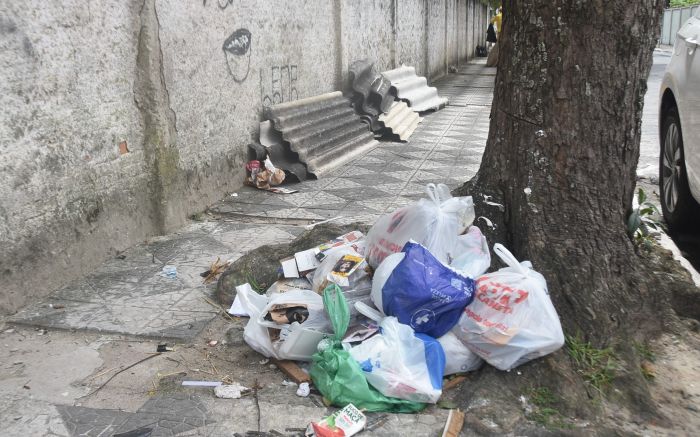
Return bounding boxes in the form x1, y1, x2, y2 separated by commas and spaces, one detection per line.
377, 241, 476, 338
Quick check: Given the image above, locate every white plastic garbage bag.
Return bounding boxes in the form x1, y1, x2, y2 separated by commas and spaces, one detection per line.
453, 244, 565, 370
450, 226, 491, 278
348, 316, 446, 404
236, 284, 332, 361
369, 252, 404, 313
365, 183, 475, 268
438, 331, 483, 375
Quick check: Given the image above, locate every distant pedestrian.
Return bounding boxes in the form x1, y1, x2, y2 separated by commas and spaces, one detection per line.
487, 7, 502, 67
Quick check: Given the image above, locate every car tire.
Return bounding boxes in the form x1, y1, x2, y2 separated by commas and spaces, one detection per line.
659, 107, 700, 231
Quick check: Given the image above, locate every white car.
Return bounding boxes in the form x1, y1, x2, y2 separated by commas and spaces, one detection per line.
659, 8, 700, 231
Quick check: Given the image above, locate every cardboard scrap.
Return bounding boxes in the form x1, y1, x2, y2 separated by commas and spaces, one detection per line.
443, 375, 467, 391
118, 140, 129, 155
441, 409, 465, 437
272, 359, 311, 384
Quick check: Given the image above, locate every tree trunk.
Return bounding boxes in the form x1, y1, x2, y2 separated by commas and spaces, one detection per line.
459, 0, 666, 339
453, 1, 699, 430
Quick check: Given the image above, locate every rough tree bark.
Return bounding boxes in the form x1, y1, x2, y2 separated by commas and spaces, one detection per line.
453, 0, 699, 432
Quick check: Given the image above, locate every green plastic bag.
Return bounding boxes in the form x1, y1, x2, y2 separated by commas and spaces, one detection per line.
310, 284, 426, 413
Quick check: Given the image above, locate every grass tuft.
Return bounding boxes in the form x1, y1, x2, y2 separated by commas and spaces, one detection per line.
566, 334, 619, 393
526, 387, 573, 429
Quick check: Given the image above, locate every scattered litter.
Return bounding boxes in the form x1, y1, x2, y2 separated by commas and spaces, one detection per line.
156, 344, 173, 353
441, 409, 465, 437
307, 403, 366, 437
201, 257, 232, 284
295, 249, 322, 274
296, 382, 310, 397
207, 340, 219, 347
160, 265, 177, 279
535, 130, 546, 138
304, 216, 342, 230
182, 380, 222, 387
37, 329, 47, 336
477, 216, 495, 230
230, 193, 239, 197
4, 329, 14, 334
49, 303, 65, 310
259, 359, 270, 365
214, 383, 249, 399
274, 359, 311, 384
280, 257, 300, 279
281, 380, 297, 387
442, 375, 467, 391
524, 187, 532, 195
118, 140, 129, 155
483, 200, 505, 211
245, 158, 285, 191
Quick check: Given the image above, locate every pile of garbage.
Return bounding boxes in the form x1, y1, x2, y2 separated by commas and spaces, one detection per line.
229, 183, 564, 433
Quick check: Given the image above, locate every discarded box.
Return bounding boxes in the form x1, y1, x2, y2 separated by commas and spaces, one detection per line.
307, 403, 366, 437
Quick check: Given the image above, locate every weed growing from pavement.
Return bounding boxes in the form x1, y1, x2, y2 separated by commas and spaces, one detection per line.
566, 334, 620, 393
627, 188, 661, 249
526, 387, 572, 429
634, 341, 656, 362
245, 270, 266, 293
635, 341, 657, 380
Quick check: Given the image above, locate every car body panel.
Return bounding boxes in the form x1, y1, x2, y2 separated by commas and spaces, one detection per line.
661, 10, 700, 202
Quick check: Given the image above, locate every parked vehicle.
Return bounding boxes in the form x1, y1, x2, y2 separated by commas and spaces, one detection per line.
659, 7, 700, 231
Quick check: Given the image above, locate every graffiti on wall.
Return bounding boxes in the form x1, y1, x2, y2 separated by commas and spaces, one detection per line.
260, 64, 298, 107
223, 28, 252, 83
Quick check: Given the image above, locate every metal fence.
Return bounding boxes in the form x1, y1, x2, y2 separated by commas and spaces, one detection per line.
661, 6, 699, 46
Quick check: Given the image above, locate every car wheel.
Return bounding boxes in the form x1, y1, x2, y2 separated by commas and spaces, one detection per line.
659, 107, 700, 231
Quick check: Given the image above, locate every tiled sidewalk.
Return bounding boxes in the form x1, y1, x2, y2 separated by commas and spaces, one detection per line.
210, 62, 495, 227
8, 61, 495, 340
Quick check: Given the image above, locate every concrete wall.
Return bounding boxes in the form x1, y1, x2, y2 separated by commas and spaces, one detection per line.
0, 0, 488, 313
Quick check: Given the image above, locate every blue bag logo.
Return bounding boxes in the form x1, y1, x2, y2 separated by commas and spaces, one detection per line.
410, 308, 436, 331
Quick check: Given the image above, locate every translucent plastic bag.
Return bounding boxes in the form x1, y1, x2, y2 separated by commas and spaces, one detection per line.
348, 316, 445, 403
453, 244, 565, 370
236, 284, 332, 361
309, 285, 425, 413
370, 241, 476, 338
438, 330, 483, 375
365, 184, 475, 268
450, 226, 491, 278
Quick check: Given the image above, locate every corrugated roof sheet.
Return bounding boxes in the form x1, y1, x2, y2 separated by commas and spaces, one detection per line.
349, 60, 393, 117
257, 121, 309, 182
382, 66, 448, 112
263, 92, 378, 178
378, 101, 422, 142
